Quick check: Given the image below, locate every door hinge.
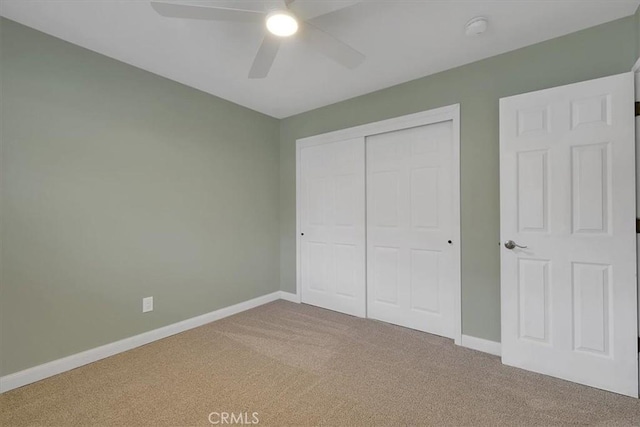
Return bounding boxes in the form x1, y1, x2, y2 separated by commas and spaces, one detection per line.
637, 219, 640, 234
636, 102, 640, 117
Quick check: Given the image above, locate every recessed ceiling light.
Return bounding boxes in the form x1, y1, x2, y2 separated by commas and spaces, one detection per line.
266, 11, 299, 37
465, 17, 488, 37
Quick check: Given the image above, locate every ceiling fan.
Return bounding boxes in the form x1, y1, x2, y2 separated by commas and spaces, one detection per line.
150, 0, 365, 79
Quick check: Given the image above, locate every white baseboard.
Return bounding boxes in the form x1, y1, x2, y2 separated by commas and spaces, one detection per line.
0, 291, 283, 393
460, 334, 502, 357
279, 291, 300, 303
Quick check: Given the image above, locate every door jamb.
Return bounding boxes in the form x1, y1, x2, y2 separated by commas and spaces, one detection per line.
633, 59, 639, 372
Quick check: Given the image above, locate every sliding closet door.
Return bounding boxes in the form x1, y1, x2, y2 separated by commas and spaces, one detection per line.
299, 137, 366, 317
366, 122, 456, 338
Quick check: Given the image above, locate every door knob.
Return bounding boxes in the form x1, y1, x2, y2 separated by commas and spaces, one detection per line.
504, 240, 527, 250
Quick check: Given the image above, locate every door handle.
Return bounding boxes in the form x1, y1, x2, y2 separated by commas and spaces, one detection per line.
504, 240, 527, 250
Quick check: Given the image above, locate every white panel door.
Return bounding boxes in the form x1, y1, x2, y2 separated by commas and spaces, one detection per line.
500, 73, 637, 397
299, 137, 366, 317
367, 122, 456, 338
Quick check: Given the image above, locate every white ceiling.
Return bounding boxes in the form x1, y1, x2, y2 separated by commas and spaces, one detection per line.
1, 0, 638, 118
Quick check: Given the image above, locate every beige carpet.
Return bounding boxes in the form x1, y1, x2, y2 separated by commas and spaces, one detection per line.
2, 300, 639, 426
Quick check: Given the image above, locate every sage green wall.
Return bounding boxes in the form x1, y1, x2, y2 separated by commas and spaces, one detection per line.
636, 5, 640, 57
279, 16, 639, 342
0, 19, 280, 376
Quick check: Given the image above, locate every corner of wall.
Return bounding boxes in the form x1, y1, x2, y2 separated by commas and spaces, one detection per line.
278, 118, 285, 293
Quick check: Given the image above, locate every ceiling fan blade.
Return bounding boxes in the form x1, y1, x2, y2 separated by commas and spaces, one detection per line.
248, 35, 281, 79
151, 1, 265, 23
292, 1, 361, 20
300, 22, 364, 69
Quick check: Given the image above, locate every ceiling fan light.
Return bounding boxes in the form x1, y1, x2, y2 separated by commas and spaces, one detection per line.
266, 11, 298, 37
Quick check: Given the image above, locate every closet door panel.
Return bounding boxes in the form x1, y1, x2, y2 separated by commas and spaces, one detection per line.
367, 122, 455, 338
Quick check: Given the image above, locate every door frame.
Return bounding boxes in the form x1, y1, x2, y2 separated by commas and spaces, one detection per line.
296, 104, 462, 344
634, 58, 639, 350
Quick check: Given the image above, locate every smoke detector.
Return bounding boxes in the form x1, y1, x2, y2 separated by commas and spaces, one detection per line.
465, 17, 488, 36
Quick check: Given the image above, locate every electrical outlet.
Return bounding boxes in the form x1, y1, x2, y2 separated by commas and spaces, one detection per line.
142, 296, 153, 313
